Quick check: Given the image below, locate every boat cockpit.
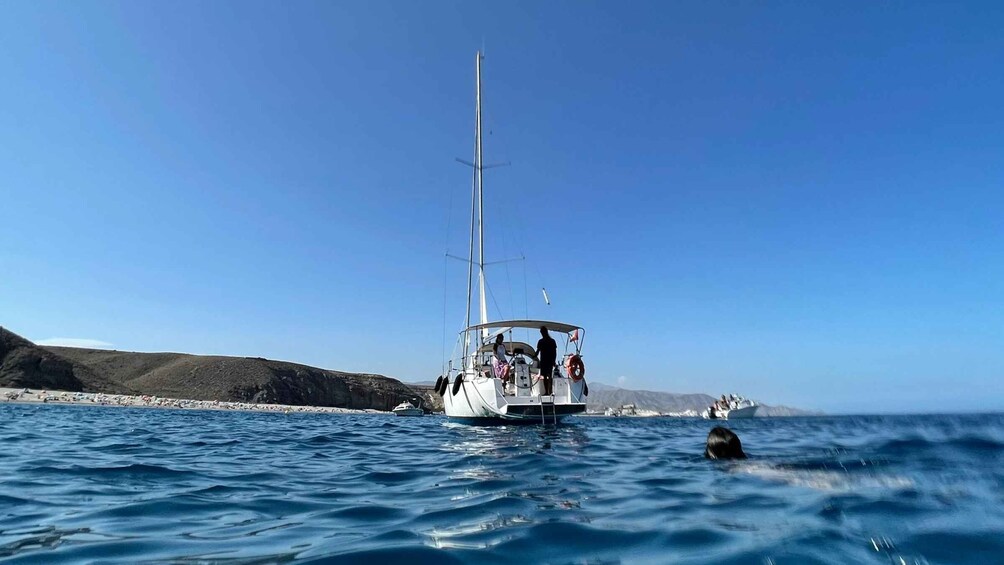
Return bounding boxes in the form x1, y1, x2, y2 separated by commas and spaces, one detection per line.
454, 320, 586, 399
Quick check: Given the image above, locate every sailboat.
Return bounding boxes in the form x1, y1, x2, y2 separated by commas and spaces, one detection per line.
436, 52, 589, 424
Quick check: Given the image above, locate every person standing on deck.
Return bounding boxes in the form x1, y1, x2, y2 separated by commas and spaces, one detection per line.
535, 326, 557, 396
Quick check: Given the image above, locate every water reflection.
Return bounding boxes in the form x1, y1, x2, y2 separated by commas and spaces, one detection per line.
439, 421, 591, 458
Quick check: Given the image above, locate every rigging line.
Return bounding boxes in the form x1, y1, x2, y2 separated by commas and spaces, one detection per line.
504, 245, 514, 320
494, 189, 524, 319
447, 254, 523, 265
441, 173, 457, 379
441, 253, 449, 378
463, 76, 479, 356
498, 168, 542, 317
522, 256, 529, 320
499, 205, 514, 319
532, 259, 547, 308
443, 172, 456, 253
484, 257, 523, 266
484, 279, 504, 322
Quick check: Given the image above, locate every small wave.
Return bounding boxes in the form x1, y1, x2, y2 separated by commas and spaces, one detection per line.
902, 529, 1004, 563
872, 434, 1004, 458
319, 505, 411, 522
736, 462, 915, 491
300, 546, 465, 565
185, 438, 241, 447
30, 463, 196, 478
0, 494, 36, 507
364, 470, 421, 485
0, 526, 93, 558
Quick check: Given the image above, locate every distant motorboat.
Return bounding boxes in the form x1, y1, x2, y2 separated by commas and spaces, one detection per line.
726, 404, 759, 419
392, 401, 423, 417
703, 394, 759, 420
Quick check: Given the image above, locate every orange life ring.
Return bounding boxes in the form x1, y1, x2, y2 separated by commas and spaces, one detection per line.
565, 355, 585, 381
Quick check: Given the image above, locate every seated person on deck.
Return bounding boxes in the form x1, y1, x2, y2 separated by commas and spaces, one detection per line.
492, 334, 510, 381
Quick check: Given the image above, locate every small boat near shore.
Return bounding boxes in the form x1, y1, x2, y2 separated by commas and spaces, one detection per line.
392, 401, 424, 417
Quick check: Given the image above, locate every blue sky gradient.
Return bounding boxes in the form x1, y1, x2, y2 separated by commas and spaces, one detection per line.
2, 1, 1002, 413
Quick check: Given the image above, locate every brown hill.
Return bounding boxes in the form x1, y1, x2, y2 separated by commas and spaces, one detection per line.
43, 346, 423, 411
0, 327, 131, 394
0, 326, 426, 411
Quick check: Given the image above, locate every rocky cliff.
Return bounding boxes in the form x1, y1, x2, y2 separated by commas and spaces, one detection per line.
0, 327, 130, 394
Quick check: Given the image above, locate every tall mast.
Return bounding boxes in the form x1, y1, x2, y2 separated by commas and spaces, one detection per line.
476, 51, 488, 330
463, 54, 479, 357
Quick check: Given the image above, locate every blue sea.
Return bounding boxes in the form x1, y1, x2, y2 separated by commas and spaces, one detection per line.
1, 405, 1002, 564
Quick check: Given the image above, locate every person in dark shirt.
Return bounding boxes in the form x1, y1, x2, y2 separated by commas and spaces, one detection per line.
535, 326, 557, 396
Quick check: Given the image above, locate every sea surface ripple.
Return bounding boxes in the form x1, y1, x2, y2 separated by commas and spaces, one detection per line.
1, 405, 1003, 564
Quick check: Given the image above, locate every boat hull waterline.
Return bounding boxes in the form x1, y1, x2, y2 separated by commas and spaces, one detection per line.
443, 375, 588, 424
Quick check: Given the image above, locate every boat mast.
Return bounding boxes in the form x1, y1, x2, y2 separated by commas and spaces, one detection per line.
463, 51, 489, 363
476, 51, 488, 333
463, 52, 478, 359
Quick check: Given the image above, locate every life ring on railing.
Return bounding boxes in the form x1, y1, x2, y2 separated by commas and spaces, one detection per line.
565, 355, 585, 381
452, 373, 464, 396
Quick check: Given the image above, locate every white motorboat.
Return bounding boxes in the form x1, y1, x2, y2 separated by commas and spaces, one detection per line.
436, 52, 589, 425
726, 404, 759, 419
392, 401, 424, 417
704, 394, 759, 420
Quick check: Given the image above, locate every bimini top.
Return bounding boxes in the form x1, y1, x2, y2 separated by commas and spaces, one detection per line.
464, 319, 581, 334
477, 341, 538, 359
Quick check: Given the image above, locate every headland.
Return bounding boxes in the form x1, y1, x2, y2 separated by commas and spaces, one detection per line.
1, 326, 434, 413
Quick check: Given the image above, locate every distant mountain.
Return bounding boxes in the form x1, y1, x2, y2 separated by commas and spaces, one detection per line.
585, 381, 820, 416
586, 383, 715, 414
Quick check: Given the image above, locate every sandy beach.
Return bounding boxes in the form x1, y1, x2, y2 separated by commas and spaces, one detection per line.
0, 387, 384, 415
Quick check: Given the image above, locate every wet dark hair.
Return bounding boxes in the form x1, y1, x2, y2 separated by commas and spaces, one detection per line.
704, 426, 747, 460
540, 326, 548, 335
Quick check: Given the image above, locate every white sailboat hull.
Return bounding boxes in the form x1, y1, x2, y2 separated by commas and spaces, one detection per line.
443, 374, 587, 423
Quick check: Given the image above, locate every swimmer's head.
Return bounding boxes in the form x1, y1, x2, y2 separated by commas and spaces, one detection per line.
705, 426, 747, 460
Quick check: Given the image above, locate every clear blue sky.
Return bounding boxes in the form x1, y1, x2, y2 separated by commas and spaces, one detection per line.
2, 1, 1002, 414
